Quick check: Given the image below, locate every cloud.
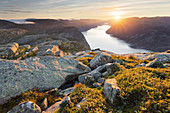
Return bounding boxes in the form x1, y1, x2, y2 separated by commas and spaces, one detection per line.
3, 9, 33, 13
101, 6, 117, 10
6, 5, 17, 8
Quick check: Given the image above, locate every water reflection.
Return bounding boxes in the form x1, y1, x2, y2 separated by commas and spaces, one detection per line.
82, 25, 150, 54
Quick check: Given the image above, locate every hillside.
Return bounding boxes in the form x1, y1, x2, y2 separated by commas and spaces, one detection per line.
106, 17, 170, 52
0, 18, 169, 113
0, 38, 169, 112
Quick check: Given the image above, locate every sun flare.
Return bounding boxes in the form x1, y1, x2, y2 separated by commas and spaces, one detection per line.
114, 15, 120, 20
112, 11, 123, 20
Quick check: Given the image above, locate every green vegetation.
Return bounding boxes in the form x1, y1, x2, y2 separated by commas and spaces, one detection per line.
57, 84, 107, 113
111, 55, 148, 68
110, 67, 170, 112
0, 88, 59, 113
76, 51, 97, 66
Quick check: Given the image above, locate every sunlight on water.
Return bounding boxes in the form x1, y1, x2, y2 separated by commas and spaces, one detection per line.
82, 25, 150, 54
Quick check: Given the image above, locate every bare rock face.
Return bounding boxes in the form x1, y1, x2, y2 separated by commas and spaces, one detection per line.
90, 53, 113, 69
0, 56, 91, 104
103, 79, 121, 104
7, 101, 41, 113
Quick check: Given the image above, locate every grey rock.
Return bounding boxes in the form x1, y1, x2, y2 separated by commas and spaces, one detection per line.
78, 74, 94, 85
93, 83, 101, 88
7, 101, 41, 113
146, 58, 164, 68
89, 70, 102, 80
102, 71, 109, 77
93, 65, 106, 73
60, 96, 71, 106
76, 54, 94, 59
97, 78, 104, 83
90, 52, 113, 69
103, 79, 121, 104
41, 98, 48, 110
0, 56, 91, 104
0, 42, 19, 58
144, 53, 170, 63
135, 63, 146, 67
60, 87, 73, 95
76, 98, 87, 109
163, 63, 170, 68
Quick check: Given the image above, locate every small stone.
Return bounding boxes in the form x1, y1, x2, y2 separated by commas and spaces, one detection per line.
7, 101, 41, 113
93, 83, 101, 88
60, 87, 73, 95
97, 78, 104, 83
41, 98, 48, 110
135, 63, 146, 67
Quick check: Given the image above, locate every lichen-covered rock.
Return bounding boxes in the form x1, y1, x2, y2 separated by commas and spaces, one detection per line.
0, 56, 91, 104
90, 53, 113, 69
41, 98, 48, 110
144, 53, 170, 63
135, 63, 146, 67
7, 101, 41, 113
146, 58, 164, 68
103, 79, 121, 104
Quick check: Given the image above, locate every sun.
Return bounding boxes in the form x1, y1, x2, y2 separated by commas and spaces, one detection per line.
114, 15, 120, 20
112, 11, 123, 20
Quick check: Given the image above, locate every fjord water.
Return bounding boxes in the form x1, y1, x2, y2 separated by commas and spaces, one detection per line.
82, 25, 149, 54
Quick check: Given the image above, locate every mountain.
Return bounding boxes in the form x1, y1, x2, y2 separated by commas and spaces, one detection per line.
106, 17, 170, 52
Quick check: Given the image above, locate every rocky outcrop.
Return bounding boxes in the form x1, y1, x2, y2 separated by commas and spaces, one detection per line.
0, 56, 91, 104
0, 42, 19, 58
106, 17, 170, 52
7, 101, 41, 113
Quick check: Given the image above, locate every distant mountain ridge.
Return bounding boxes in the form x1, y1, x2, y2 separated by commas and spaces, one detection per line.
106, 17, 170, 52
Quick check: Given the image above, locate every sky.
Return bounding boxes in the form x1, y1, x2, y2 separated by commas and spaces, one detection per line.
0, 0, 170, 20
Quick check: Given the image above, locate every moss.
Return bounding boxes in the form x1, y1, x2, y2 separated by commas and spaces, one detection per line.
57, 84, 107, 113
76, 52, 97, 66
111, 67, 170, 112
0, 88, 59, 113
112, 55, 143, 68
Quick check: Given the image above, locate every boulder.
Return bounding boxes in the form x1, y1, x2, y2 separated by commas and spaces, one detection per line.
0, 42, 19, 58
90, 53, 113, 69
7, 101, 41, 113
144, 53, 170, 63
103, 79, 121, 104
78, 70, 102, 84
41, 98, 48, 110
146, 58, 164, 68
0, 56, 91, 104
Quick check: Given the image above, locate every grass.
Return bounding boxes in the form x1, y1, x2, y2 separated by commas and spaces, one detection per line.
110, 67, 170, 112
0, 88, 59, 113
57, 84, 107, 113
